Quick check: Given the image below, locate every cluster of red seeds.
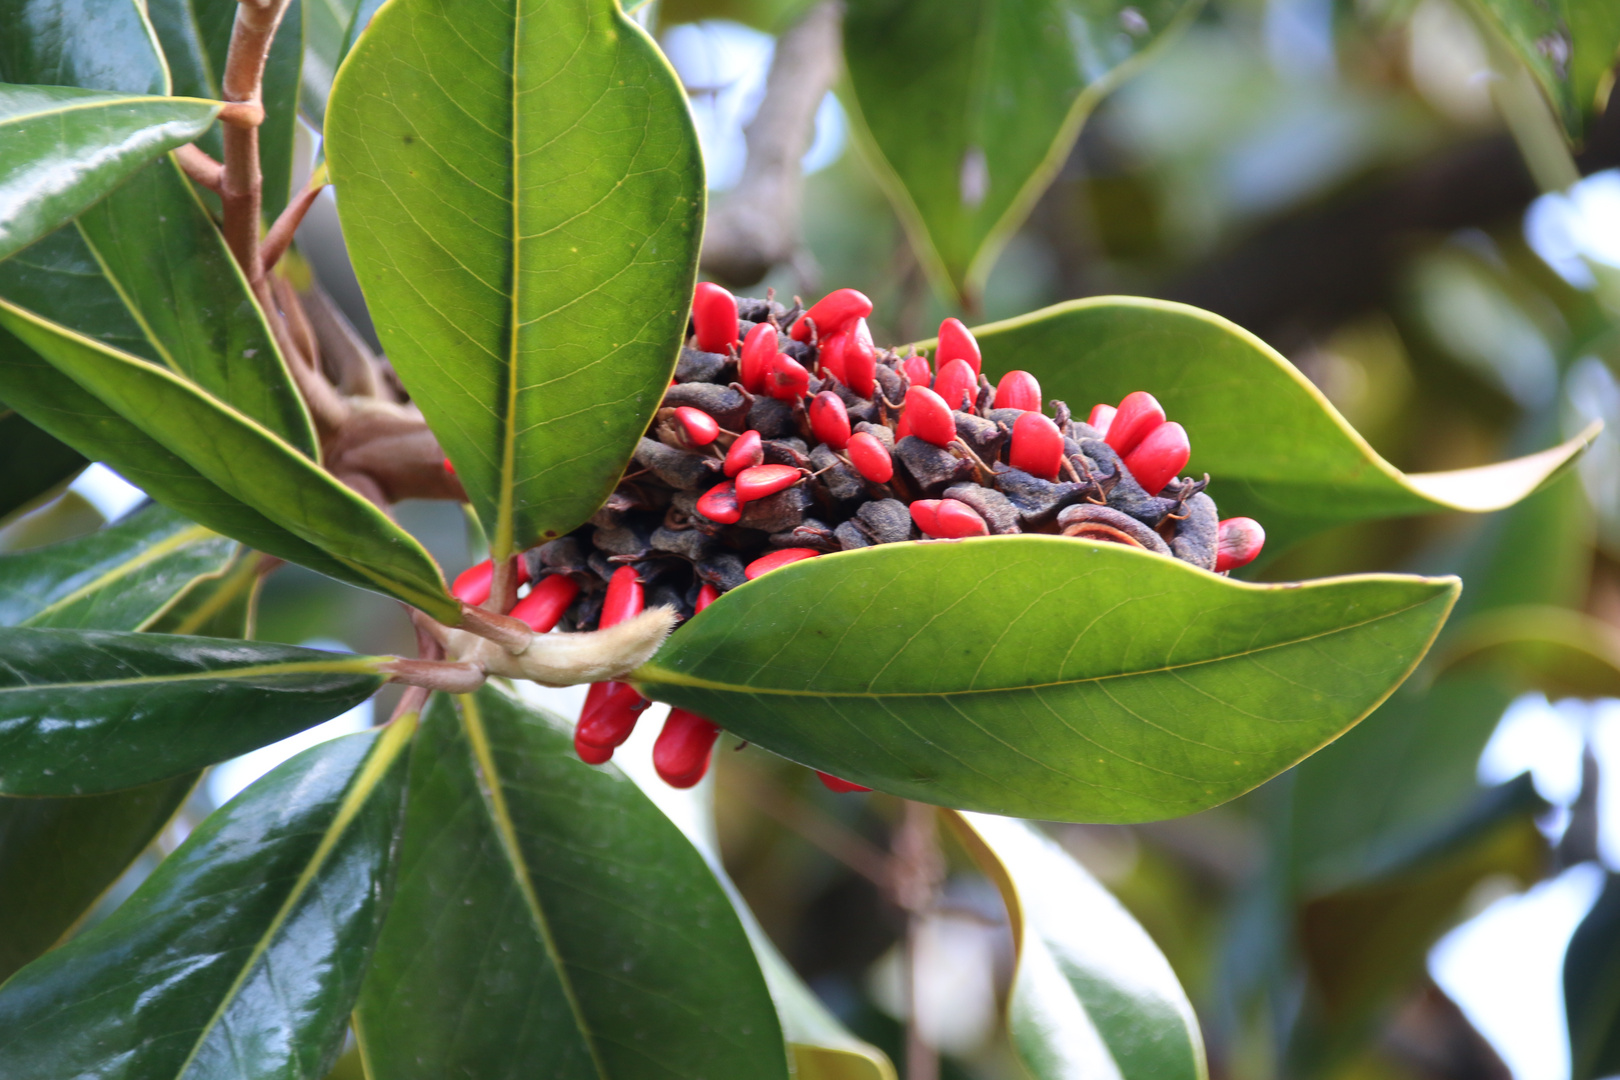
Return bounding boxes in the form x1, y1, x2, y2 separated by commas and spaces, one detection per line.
452, 283, 1265, 789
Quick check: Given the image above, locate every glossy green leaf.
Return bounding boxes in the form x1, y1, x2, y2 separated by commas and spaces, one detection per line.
147, 546, 263, 637
948, 810, 1206, 1080
0, 720, 413, 1080
0, 85, 220, 263
0, 0, 168, 98
355, 685, 789, 1080
326, 0, 704, 558
0, 306, 458, 620
963, 298, 1597, 555
301, 0, 383, 126
636, 538, 1458, 823
1567, 872, 1620, 1080
1438, 605, 1620, 699
0, 405, 84, 522
844, 0, 1197, 301
1463, 0, 1620, 140
0, 627, 387, 795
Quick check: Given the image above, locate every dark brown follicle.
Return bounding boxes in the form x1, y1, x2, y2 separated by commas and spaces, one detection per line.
635, 438, 722, 490
896, 436, 976, 494
1168, 491, 1218, 570
943, 484, 1021, 535
1057, 504, 1172, 554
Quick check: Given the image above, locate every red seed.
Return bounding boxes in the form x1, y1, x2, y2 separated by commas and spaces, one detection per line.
767, 353, 811, 402
1105, 391, 1165, 456
791, 288, 872, 342
673, 406, 719, 446
654, 708, 722, 788
994, 370, 1042, 411
1009, 412, 1064, 480
903, 386, 956, 447
933, 358, 977, 412
817, 771, 871, 793
810, 392, 851, 450
909, 499, 941, 535
912, 498, 987, 538
844, 319, 877, 398
817, 329, 849, 385
744, 547, 820, 579
575, 736, 614, 765
900, 355, 932, 388
443, 457, 456, 475
1088, 403, 1116, 435
1215, 517, 1266, 572
692, 282, 739, 353
735, 463, 802, 503
724, 430, 764, 477
936, 317, 982, 377
895, 411, 912, 440
576, 681, 645, 756
696, 482, 742, 524
740, 322, 777, 394
509, 575, 579, 633
600, 565, 644, 629
695, 582, 720, 612
452, 559, 494, 605
1122, 421, 1189, 496
846, 432, 894, 483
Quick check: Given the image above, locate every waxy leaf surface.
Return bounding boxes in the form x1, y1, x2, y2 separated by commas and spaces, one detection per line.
965, 298, 1596, 555
636, 538, 1458, 823
948, 811, 1206, 1080
0, 723, 412, 1080
0, 406, 83, 521
0, 0, 168, 98
1464, 0, 1620, 140
1567, 872, 1620, 1080
326, 0, 704, 558
355, 686, 789, 1080
844, 0, 1195, 300
0, 627, 386, 795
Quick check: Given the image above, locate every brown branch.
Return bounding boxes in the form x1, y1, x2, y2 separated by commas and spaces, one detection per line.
262, 178, 327, 274
729, 771, 893, 888
174, 145, 223, 192
220, 0, 295, 285
301, 286, 384, 398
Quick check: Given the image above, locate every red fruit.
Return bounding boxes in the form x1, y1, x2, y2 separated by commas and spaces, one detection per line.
911, 498, 987, 539
654, 708, 722, 788
510, 575, 579, 633
695, 582, 720, 613
1122, 421, 1189, 496
846, 432, 894, 483
935, 317, 982, 377
576, 681, 645, 755
575, 736, 613, 765
451, 557, 529, 607
673, 406, 719, 446
740, 322, 777, 394
767, 353, 811, 402
817, 771, 871, 793
601, 565, 644, 629
933, 358, 977, 412
696, 482, 742, 524
1215, 517, 1266, 572
1088, 403, 1116, 435
744, 547, 820, 579
994, 370, 1042, 411
791, 288, 872, 342
900, 355, 932, 388
903, 386, 956, 447
817, 329, 849, 385
810, 392, 851, 450
443, 457, 456, 475
1009, 412, 1064, 481
844, 319, 877, 398
895, 411, 912, 440
692, 282, 739, 353
734, 463, 802, 503
909, 499, 941, 535
724, 430, 763, 477
1105, 391, 1166, 456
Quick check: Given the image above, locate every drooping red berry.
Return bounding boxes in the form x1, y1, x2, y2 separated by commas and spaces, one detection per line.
767, 353, 811, 402
1088, 403, 1116, 435
576, 681, 645, 756
692, 282, 740, 354
933, 358, 977, 412
904, 386, 956, 448
1215, 517, 1266, 572
744, 547, 820, 579
575, 736, 614, 765
674, 406, 720, 446
846, 432, 894, 483
994, 370, 1042, 411
601, 565, 644, 629
724, 430, 764, 477
1009, 411, 1064, 481
443, 457, 456, 475
1122, 421, 1189, 496
695, 582, 720, 613
654, 708, 722, 788
817, 329, 849, 385
510, 574, 580, 633
810, 392, 851, 450
1105, 391, 1166, 456
740, 322, 776, 394
911, 498, 988, 539
900, 355, 932, 388
696, 482, 742, 524
936, 317, 982, 377
791, 288, 872, 342
817, 771, 871, 793
451, 557, 530, 607
735, 463, 802, 503
844, 319, 877, 398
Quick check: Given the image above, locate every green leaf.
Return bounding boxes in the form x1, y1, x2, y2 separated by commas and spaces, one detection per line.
355, 685, 790, 1080
635, 538, 1458, 823
301, 0, 383, 127
843, 0, 1198, 302
1462, 0, 1620, 140
964, 298, 1597, 555
146, 545, 264, 637
1567, 872, 1620, 1080
0, 306, 458, 620
1438, 605, 1620, 699
0, 627, 387, 795
947, 810, 1207, 1080
0, 85, 220, 263
0, 720, 413, 1080
0, 406, 84, 523
325, 0, 705, 558
0, 0, 169, 97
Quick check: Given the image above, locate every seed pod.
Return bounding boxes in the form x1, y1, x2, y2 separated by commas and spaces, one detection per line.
835, 520, 871, 549
857, 498, 915, 543
592, 520, 651, 557
818, 771, 871, 793
745, 547, 821, 579
1088, 403, 1116, 436
675, 346, 728, 384
635, 437, 722, 491
810, 391, 852, 449
903, 386, 956, 447
697, 553, 747, 591
933, 358, 977, 412
740, 322, 777, 393
725, 430, 764, 477
899, 355, 932, 388
767, 353, 811, 401
1104, 391, 1165, 456
1066, 420, 1104, 442
854, 420, 895, 448
844, 319, 878, 398
1122, 421, 1189, 496
1216, 517, 1266, 571
1169, 492, 1218, 571
693, 282, 739, 353
651, 525, 718, 562
816, 328, 850, 385
952, 411, 1004, 460
662, 382, 750, 429
1009, 412, 1064, 481
696, 482, 742, 524
847, 431, 895, 482
747, 395, 795, 438
735, 463, 802, 503
771, 518, 841, 553
695, 582, 721, 612
991, 465, 1092, 528
674, 406, 720, 447
1056, 504, 1172, 554
936, 317, 982, 377
875, 362, 905, 403
1078, 437, 1173, 523
600, 565, 645, 629
737, 483, 812, 532
911, 498, 988, 539
735, 296, 784, 322
533, 536, 588, 576
791, 288, 872, 342
654, 708, 723, 788
762, 438, 812, 470
994, 370, 1042, 411
896, 435, 976, 493
943, 483, 1021, 534
810, 444, 866, 503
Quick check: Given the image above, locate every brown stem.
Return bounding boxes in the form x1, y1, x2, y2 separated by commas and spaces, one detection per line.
388, 682, 431, 723
174, 145, 223, 192
220, 0, 294, 285
261, 179, 327, 274
379, 658, 487, 693
730, 772, 892, 888
893, 801, 943, 1080
458, 602, 534, 653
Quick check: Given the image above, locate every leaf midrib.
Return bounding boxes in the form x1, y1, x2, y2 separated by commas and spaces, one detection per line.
0, 655, 384, 695
19, 523, 219, 626
0, 94, 219, 127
